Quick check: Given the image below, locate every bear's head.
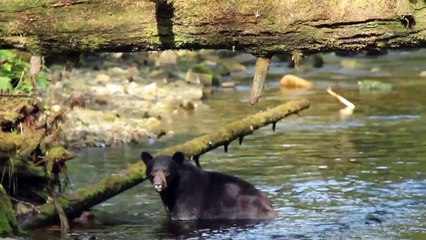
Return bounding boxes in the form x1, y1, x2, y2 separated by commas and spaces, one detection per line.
141, 151, 185, 192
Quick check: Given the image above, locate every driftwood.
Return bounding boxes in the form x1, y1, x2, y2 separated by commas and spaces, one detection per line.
19, 99, 310, 229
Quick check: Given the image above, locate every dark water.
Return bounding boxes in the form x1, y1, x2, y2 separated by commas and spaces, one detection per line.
32, 50, 426, 239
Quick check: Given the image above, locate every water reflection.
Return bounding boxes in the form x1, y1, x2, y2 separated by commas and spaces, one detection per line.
31, 51, 426, 239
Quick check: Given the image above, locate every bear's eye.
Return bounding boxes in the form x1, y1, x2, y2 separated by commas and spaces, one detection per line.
151, 170, 157, 176
164, 170, 169, 176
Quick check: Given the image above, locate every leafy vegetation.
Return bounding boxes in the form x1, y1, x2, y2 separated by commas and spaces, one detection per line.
0, 50, 49, 93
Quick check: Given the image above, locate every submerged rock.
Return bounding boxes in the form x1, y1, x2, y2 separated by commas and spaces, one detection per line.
358, 80, 392, 93
218, 59, 247, 73
95, 73, 110, 84
187, 64, 220, 86
340, 59, 363, 69
280, 74, 314, 89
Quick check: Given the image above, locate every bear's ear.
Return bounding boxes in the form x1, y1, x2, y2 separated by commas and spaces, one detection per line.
172, 152, 185, 164
141, 151, 153, 165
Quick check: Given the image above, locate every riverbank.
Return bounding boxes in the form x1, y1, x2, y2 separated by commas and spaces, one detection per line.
43, 50, 249, 148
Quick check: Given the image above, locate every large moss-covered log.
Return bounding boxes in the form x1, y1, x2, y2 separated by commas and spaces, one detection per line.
19, 99, 310, 229
0, 1, 425, 55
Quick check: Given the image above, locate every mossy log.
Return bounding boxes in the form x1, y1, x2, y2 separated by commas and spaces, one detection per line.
0, 1, 425, 55
19, 99, 310, 229
0, 98, 75, 208
0, 184, 22, 237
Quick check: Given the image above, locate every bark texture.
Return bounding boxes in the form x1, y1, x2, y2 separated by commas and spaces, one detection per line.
0, 0, 425, 55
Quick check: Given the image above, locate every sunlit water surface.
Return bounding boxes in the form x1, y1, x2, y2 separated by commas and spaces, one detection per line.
31, 51, 426, 239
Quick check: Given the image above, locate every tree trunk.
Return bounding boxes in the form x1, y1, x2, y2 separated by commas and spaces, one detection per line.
0, 0, 425, 55
19, 99, 309, 229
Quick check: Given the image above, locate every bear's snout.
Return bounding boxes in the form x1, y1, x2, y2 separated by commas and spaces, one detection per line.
152, 171, 168, 192
154, 184, 163, 192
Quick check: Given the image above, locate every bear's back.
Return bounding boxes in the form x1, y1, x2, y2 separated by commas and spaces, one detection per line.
198, 171, 277, 220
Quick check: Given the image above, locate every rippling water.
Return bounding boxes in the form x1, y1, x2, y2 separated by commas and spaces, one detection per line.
32, 50, 426, 239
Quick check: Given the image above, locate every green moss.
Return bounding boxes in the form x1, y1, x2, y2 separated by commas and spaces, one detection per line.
38, 195, 70, 215
257, 45, 288, 55
189, 64, 220, 85
0, 185, 23, 237
72, 162, 146, 201
44, 147, 76, 162
377, 41, 386, 48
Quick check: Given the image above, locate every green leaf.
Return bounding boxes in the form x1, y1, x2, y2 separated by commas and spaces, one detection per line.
2, 62, 13, 71
0, 49, 17, 60
37, 74, 49, 89
0, 76, 13, 91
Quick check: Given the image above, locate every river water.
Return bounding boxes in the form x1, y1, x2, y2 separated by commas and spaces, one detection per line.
33, 50, 425, 239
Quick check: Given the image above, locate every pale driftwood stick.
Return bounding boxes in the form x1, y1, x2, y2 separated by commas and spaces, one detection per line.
19, 99, 310, 229
249, 56, 271, 105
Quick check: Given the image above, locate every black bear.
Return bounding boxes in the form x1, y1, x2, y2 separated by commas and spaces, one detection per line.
141, 151, 277, 220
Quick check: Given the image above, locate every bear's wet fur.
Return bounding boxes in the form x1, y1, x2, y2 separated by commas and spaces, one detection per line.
141, 151, 277, 220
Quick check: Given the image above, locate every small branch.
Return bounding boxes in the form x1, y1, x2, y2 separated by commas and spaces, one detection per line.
52, 191, 69, 235
9, 196, 41, 214
0, 93, 35, 98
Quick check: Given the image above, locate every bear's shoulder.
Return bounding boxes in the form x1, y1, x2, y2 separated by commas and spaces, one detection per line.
205, 171, 261, 195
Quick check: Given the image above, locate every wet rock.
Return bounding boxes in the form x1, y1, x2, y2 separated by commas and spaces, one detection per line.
186, 71, 213, 86
94, 95, 109, 105
126, 66, 139, 81
51, 104, 62, 112
221, 81, 235, 88
156, 51, 178, 66
188, 64, 220, 86
95, 73, 110, 84
340, 59, 363, 69
280, 74, 314, 89
106, 83, 125, 95
365, 210, 387, 224
311, 54, 324, 68
358, 80, 392, 93
72, 211, 95, 228
69, 94, 86, 109
219, 59, 247, 73
140, 82, 158, 100
108, 66, 129, 76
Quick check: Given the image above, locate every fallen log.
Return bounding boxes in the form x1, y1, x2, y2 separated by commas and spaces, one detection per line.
19, 99, 310, 229
0, 1, 425, 55
0, 98, 75, 205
